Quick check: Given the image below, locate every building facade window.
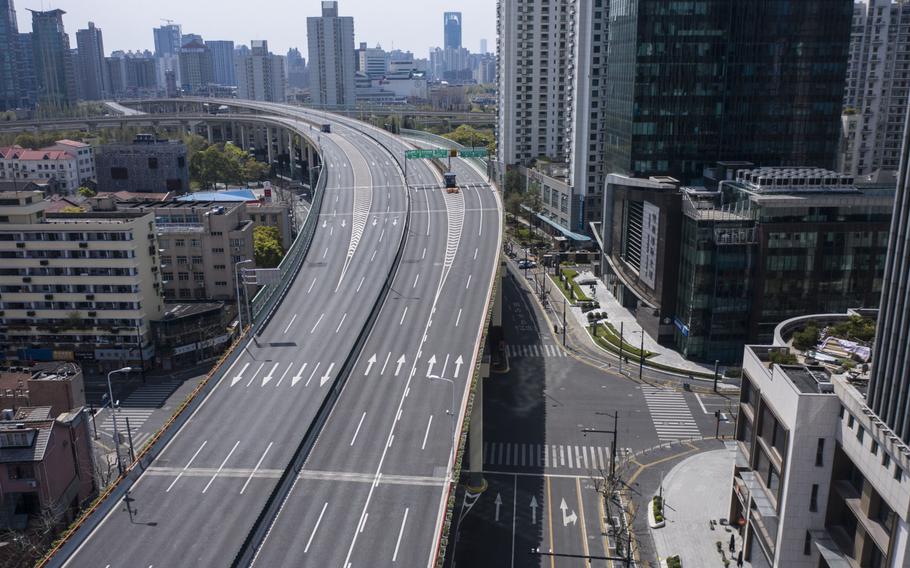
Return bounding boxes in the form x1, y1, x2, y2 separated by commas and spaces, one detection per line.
816, 439, 825, 466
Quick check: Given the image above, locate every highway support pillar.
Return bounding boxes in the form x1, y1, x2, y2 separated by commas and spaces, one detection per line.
468, 370, 485, 490
206, 124, 213, 144
267, 127, 274, 166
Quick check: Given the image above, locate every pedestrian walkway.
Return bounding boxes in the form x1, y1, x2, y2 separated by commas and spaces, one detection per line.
641, 386, 702, 442
483, 441, 633, 473
650, 446, 750, 567
566, 269, 715, 375
119, 379, 183, 408
506, 343, 567, 358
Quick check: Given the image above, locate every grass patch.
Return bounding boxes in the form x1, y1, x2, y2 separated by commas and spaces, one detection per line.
594, 322, 654, 359
549, 269, 592, 303
667, 555, 681, 568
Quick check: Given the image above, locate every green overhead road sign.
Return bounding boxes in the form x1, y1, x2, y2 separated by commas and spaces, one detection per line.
459, 149, 488, 158
405, 148, 453, 160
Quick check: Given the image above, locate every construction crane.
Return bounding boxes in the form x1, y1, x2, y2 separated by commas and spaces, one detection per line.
160, 18, 175, 25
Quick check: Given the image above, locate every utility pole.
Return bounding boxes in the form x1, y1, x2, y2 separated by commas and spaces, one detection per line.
639, 332, 645, 382
583, 411, 619, 481
126, 417, 136, 463
619, 322, 624, 374
562, 298, 567, 346
714, 360, 720, 393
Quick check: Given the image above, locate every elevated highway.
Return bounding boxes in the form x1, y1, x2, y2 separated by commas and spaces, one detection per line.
0, 101, 503, 567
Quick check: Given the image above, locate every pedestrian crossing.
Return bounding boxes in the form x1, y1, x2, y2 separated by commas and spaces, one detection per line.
506, 344, 567, 358
641, 386, 702, 442
96, 379, 183, 451
483, 441, 632, 472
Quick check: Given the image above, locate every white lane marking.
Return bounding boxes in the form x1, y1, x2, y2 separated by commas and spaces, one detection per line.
421, 415, 433, 450
283, 314, 298, 334
425, 189, 431, 236
413, 273, 420, 289
455, 308, 462, 327
247, 363, 265, 387
305, 362, 321, 387
399, 306, 408, 326
694, 392, 708, 414
359, 513, 369, 533
275, 362, 294, 388
322, 247, 328, 259
304, 502, 329, 553
308, 277, 318, 294
350, 412, 367, 446
311, 313, 325, 334
466, 274, 472, 289
202, 440, 240, 493
393, 508, 409, 562
166, 440, 207, 492
240, 442, 274, 494
380, 352, 391, 375
231, 362, 250, 387
335, 312, 348, 333
473, 248, 478, 260
330, 226, 334, 236
371, 250, 377, 262
421, 247, 426, 260
357, 276, 365, 292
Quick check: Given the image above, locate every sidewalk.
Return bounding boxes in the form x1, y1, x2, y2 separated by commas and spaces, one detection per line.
649, 446, 749, 567
569, 269, 714, 375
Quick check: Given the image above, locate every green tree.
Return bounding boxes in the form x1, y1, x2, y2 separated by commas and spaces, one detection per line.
77, 186, 96, 198
443, 124, 495, 153
189, 143, 269, 189
253, 225, 284, 268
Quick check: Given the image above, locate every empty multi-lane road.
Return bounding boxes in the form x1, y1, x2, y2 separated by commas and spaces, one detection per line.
43, 101, 502, 567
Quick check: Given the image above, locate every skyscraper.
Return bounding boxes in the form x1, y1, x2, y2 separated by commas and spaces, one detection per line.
75, 22, 109, 101
178, 39, 214, 95
869, 102, 910, 443
17, 32, 35, 107
153, 24, 181, 57
444, 12, 462, 50
286, 47, 307, 89
603, 0, 853, 185
30, 9, 76, 111
839, 0, 910, 176
207, 40, 236, 86
479, 38, 487, 55
235, 40, 287, 102
307, 1, 355, 108
0, 0, 19, 110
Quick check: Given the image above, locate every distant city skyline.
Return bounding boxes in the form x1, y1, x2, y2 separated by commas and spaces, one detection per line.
15, 0, 495, 57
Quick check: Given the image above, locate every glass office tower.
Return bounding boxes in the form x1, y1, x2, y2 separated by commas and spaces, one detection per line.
604, 0, 853, 184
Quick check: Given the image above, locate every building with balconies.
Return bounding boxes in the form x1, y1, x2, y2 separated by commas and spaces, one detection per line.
0, 191, 164, 373
731, 311, 910, 568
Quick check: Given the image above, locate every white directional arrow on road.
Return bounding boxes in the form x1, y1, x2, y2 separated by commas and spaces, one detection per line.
453, 355, 464, 378
392, 217, 399, 227
494, 493, 502, 522
426, 355, 437, 378
320, 362, 336, 387
530, 496, 538, 525
395, 355, 406, 377
372, 218, 378, 227
231, 363, 250, 387
322, 220, 327, 228
364, 354, 377, 375
560, 498, 578, 527
291, 363, 308, 387
261, 362, 279, 387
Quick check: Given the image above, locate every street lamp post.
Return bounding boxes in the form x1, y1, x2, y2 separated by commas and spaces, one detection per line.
582, 411, 619, 480
428, 374, 457, 457
106, 366, 132, 474
234, 259, 253, 333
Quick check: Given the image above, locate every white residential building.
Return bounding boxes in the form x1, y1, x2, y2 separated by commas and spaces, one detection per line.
840, 0, 910, 176
0, 143, 87, 194
0, 191, 164, 372
307, 1, 355, 108
48, 140, 95, 187
496, 0, 601, 239
236, 40, 287, 103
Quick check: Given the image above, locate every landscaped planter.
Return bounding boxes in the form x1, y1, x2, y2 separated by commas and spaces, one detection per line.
649, 495, 666, 529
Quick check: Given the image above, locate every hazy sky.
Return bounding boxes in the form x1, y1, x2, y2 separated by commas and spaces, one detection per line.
14, 0, 496, 57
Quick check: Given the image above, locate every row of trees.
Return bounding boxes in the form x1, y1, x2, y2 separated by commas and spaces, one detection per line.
189, 143, 270, 189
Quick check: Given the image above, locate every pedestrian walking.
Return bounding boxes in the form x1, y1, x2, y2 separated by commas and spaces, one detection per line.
736, 550, 743, 567
729, 533, 735, 552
